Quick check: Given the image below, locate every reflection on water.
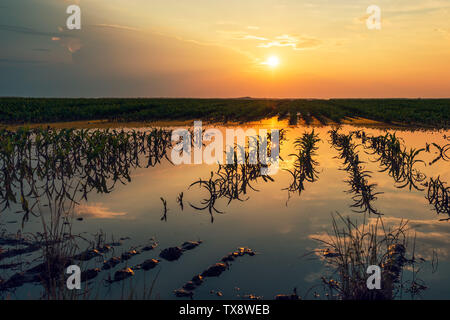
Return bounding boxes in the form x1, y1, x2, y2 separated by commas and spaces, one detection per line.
0, 121, 449, 300
310, 213, 429, 300
284, 130, 321, 202
329, 129, 382, 215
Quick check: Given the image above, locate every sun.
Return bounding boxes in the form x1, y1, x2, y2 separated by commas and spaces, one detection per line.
263, 56, 280, 68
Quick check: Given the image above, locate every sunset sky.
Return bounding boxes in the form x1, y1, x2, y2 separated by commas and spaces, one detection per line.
0, 0, 449, 97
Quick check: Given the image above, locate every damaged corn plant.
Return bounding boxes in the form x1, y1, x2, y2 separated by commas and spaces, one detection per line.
329, 128, 382, 215
284, 130, 321, 201
353, 131, 426, 191
353, 130, 449, 217
312, 213, 428, 300
0, 127, 173, 298
187, 133, 285, 222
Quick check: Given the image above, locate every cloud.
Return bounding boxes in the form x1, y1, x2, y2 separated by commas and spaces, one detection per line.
75, 203, 128, 219
385, 1, 450, 15
258, 34, 321, 50
88, 24, 141, 32
242, 35, 269, 41
221, 30, 321, 51
309, 216, 450, 260
435, 28, 450, 39
354, 13, 372, 25
218, 30, 268, 41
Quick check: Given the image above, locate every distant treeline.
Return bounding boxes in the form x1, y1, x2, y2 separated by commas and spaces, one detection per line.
0, 98, 449, 128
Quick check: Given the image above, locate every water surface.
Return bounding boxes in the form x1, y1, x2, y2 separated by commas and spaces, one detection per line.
1, 121, 449, 300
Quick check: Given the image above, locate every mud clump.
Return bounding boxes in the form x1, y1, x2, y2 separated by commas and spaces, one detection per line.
242, 294, 262, 300
1, 272, 39, 289
182, 241, 202, 251
275, 294, 301, 300
174, 247, 256, 298
114, 268, 134, 282
275, 289, 301, 300
74, 249, 101, 261
192, 275, 203, 285
97, 245, 112, 254
140, 259, 160, 271
174, 288, 194, 298
102, 257, 121, 270
121, 249, 140, 261
221, 247, 255, 263
142, 243, 158, 251
160, 247, 183, 261
81, 268, 101, 282
201, 263, 228, 277
0, 242, 41, 262
221, 255, 235, 263
0, 262, 22, 270
159, 241, 202, 261
183, 281, 197, 291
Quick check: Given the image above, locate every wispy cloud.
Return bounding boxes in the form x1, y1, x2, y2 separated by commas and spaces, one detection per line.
220, 29, 321, 51
218, 30, 268, 41
258, 34, 321, 50
435, 27, 450, 39
385, 1, 450, 15
310, 216, 450, 259
75, 203, 128, 219
89, 24, 141, 32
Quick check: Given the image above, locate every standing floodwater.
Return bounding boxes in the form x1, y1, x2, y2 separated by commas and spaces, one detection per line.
0, 123, 449, 300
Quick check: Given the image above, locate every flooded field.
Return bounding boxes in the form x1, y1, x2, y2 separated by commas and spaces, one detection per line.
0, 119, 449, 300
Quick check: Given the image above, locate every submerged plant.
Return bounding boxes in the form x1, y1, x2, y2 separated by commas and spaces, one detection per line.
426, 177, 450, 218
427, 142, 450, 166
329, 128, 382, 215
0, 127, 173, 223
311, 213, 428, 300
355, 131, 426, 191
284, 130, 321, 201
0, 127, 173, 298
187, 134, 282, 222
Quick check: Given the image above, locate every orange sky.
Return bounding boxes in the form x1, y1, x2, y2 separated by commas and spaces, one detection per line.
0, 0, 449, 97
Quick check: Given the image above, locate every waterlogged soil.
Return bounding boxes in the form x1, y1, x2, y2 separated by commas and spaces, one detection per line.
0, 121, 449, 300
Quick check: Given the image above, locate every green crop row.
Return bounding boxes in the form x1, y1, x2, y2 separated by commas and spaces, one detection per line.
0, 98, 448, 128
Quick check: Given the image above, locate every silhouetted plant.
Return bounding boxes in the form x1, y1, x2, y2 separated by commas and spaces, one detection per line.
311, 213, 428, 300
329, 128, 382, 215
284, 130, 321, 201
426, 177, 450, 218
